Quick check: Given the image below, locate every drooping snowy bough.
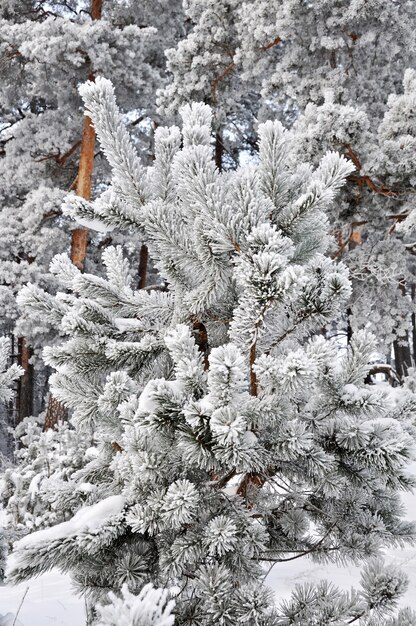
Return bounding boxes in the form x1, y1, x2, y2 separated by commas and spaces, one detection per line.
11, 78, 416, 625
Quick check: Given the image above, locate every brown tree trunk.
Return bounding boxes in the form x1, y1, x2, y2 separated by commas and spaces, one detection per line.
91, 0, 102, 19
45, 0, 103, 430
138, 243, 149, 289
70, 0, 102, 270
44, 392, 67, 431
70, 101, 96, 269
215, 130, 223, 172
16, 337, 33, 423
43, 394, 66, 431
193, 320, 209, 370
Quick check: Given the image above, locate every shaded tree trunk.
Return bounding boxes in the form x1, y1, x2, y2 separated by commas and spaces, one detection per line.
393, 280, 412, 379
16, 337, 33, 423
136, 120, 159, 290
346, 228, 362, 344
393, 339, 412, 379
193, 320, 209, 370
346, 307, 353, 344
215, 130, 223, 172
138, 243, 148, 289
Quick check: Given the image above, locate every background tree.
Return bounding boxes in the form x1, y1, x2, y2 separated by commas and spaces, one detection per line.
0, 0, 184, 437
158, 0, 416, 375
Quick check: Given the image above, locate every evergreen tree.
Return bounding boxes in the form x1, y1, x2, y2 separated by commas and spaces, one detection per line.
0, 0, 184, 426
8, 78, 416, 624
1, 415, 93, 532
159, 0, 416, 373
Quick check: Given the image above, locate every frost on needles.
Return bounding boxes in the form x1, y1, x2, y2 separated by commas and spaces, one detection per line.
10, 77, 416, 625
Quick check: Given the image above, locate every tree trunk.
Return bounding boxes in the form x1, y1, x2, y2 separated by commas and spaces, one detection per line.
43, 394, 66, 431
249, 343, 257, 396
193, 320, 209, 371
16, 337, 33, 423
393, 339, 412, 379
91, 0, 102, 20
393, 280, 412, 379
215, 130, 223, 172
138, 243, 149, 289
70, 101, 96, 269
70, 0, 102, 270
45, 0, 103, 430
346, 228, 362, 344
346, 306, 353, 345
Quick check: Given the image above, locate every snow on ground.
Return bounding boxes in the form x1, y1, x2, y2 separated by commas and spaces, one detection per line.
0, 571, 85, 625
1, 469, 416, 625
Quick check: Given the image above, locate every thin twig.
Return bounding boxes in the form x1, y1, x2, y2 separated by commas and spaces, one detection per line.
12, 586, 29, 626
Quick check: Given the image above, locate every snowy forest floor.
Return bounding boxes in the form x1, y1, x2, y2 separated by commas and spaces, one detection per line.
1, 465, 416, 625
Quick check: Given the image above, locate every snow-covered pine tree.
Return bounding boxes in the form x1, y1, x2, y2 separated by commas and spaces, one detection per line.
0, 0, 184, 427
1, 415, 94, 532
160, 0, 416, 119
9, 78, 416, 624
159, 0, 416, 376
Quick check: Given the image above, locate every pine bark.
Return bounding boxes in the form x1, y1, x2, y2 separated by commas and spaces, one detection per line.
138, 243, 149, 289
91, 0, 102, 20
70, 0, 102, 270
193, 320, 209, 370
16, 337, 33, 423
215, 130, 223, 172
43, 394, 65, 431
